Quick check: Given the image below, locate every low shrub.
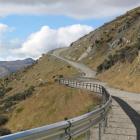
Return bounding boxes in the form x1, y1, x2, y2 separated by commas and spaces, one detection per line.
3, 86, 35, 110
97, 42, 140, 73
0, 85, 12, 98
16, 107, 24, 113
5, 86, 35, 102
59, 75, 63, 78
67, 65, 71, 68
0, 115, 9, 126
0, 128, 11, 136
3, 101, 16, 110
0, 89, 5, 97
5, 87, 13, 93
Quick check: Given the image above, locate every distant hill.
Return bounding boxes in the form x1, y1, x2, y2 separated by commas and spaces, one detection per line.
0, 58, 35, 77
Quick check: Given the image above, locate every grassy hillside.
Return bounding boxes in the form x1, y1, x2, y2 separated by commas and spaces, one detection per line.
97, 59, 140, 93
60, 6, 140, 93
0, 54, 100, 134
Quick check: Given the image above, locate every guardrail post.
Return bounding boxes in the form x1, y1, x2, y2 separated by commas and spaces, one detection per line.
75, 81, 77, 87
105, 116, 108, 126
103, 117, 107, 133
86, 130, 90, 140
103, 116, 108, 133
102, 87, 106, 105
99, 122, 102, 140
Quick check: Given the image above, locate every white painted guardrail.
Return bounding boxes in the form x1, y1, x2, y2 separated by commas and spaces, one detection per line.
0, 78, 112, 140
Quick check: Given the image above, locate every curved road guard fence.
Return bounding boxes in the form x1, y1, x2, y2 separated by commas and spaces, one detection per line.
0, 78, 112, 140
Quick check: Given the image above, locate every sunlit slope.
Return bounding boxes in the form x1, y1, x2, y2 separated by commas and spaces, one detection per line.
0, 54, 100, 133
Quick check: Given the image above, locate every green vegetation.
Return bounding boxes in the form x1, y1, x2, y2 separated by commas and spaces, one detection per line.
97, 42, 140, 73
0, 115, 9, 126
3, 86, 35, 111
0, 128, 11, 136
0, 79, 12, 97
16, 107, 24, 113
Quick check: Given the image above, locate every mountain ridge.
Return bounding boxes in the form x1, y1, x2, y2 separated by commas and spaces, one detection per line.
0, 58, 35, 77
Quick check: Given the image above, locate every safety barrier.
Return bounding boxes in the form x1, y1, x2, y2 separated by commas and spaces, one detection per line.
0, 78, 112, 140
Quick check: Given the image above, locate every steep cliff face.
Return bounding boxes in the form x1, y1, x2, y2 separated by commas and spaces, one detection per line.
61, 6, 140, 92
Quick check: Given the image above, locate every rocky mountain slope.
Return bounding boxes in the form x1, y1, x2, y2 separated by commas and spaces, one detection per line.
60, 6, 140, 93
0, 58, 35, 77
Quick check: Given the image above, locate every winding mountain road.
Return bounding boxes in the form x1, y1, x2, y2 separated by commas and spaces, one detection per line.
52, 48, 140, 140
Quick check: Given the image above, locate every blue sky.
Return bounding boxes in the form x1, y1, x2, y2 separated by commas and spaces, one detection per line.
0, 0, 139, 60
0, 15, 112, 39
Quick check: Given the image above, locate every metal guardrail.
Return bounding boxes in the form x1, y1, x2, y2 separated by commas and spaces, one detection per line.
0, 78, 112, 140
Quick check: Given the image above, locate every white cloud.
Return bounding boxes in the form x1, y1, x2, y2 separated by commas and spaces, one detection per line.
0, 23, 10, 53
0, 23, 93, 60
0, 0, 139, 19
0, 23, 9, 34
13, 24, 93, 59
